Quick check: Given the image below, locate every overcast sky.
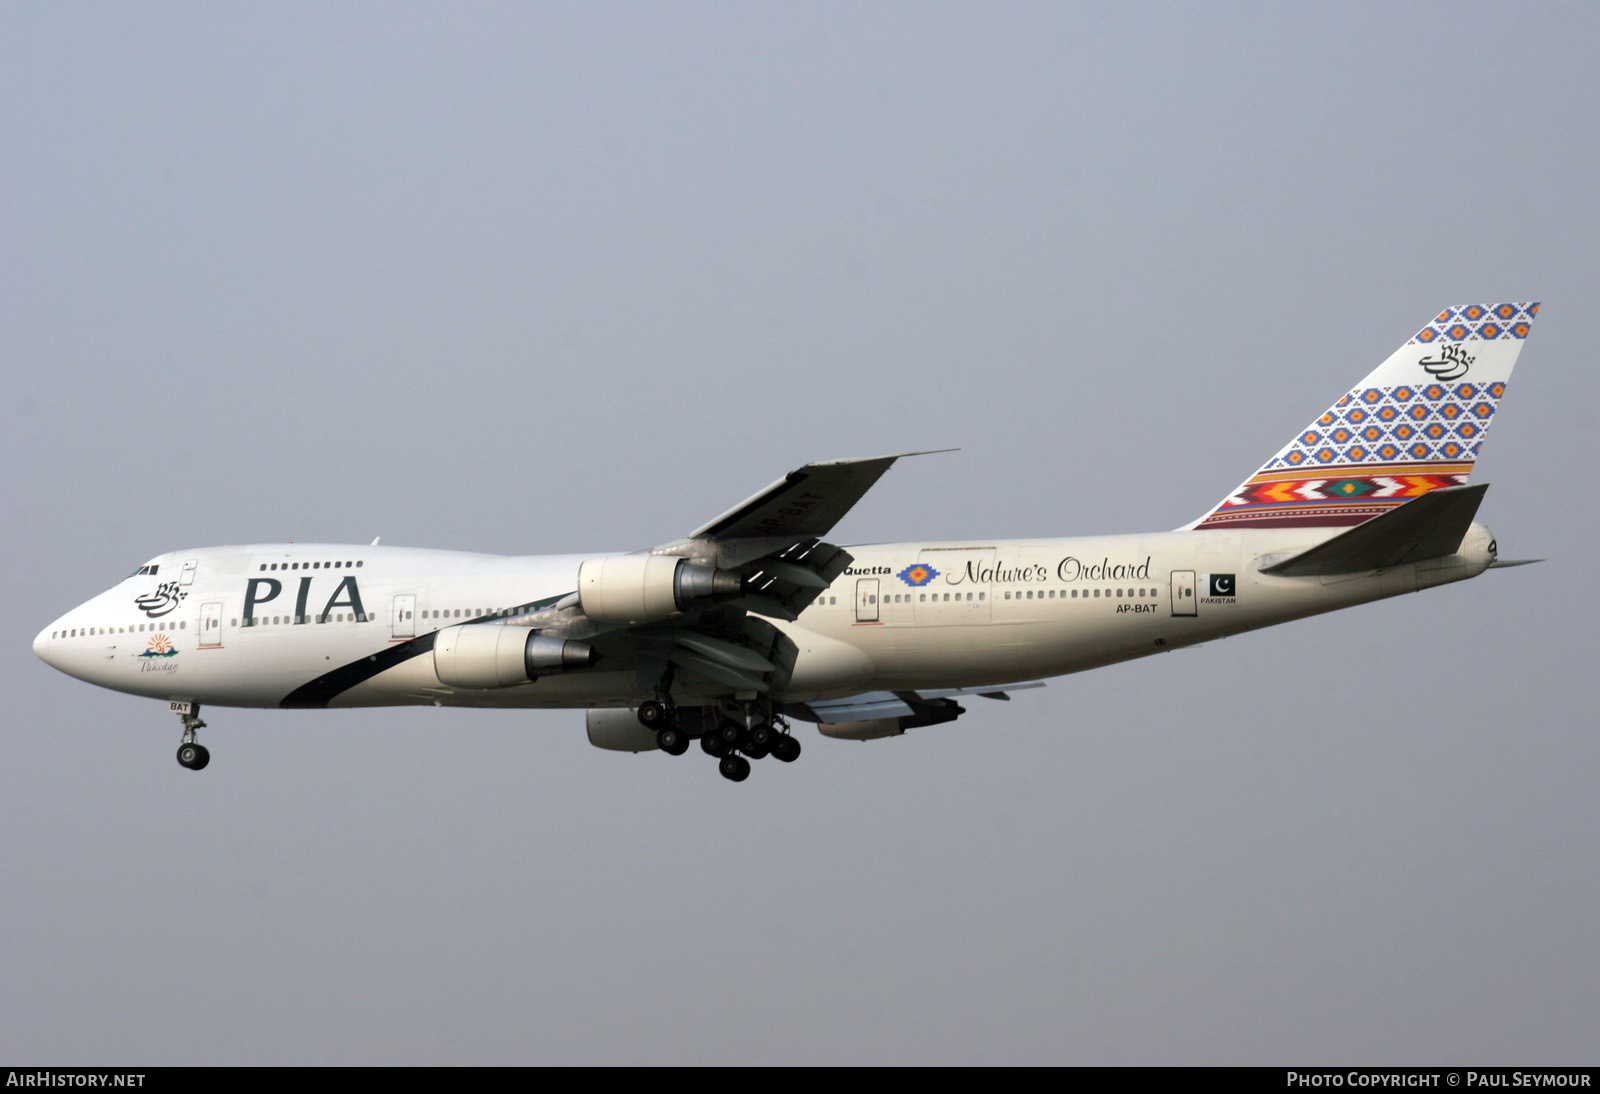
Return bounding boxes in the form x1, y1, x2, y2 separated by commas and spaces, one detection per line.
4, 2, 1597, 1065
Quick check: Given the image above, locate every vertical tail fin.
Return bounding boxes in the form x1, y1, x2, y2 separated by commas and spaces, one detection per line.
1189, 302, 1538, 530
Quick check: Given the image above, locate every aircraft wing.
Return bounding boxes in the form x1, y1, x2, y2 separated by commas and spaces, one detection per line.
805, 681, 1047, 723
526, 452, 953, 703
686, 451, 953, 541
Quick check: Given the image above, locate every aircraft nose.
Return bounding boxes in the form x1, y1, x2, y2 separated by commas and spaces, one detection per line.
33, 623, 55, 666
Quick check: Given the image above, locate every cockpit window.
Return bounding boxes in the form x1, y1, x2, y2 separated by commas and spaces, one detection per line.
131, 564, 161, 577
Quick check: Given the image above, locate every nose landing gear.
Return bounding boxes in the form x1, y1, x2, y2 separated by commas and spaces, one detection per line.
173, 703, 210, 770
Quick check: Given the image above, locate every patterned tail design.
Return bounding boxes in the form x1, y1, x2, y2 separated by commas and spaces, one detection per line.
1192, 302, 1538, 530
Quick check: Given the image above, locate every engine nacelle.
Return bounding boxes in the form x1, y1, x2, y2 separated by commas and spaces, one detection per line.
586, 708, 660, 752
433, 624, 595, 689
817, 701, 963, 741
577, 555, 741, 623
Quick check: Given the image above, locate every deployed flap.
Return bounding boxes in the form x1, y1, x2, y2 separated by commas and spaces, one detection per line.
688, 451, 952, 541
1261, 484, 1488, 577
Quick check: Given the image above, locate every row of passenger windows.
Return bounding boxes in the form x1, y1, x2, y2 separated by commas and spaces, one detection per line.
259, 560, 363, 571
56, 621, 188, 638
856, 587, 1161, 605
238, 614, 371, 626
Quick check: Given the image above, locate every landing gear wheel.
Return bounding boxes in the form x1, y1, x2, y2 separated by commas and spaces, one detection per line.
719, 754, 751, 782
701, 733, 729, 757
771, 735, 802, 763
637, 700, 668, 729
657, 726, 689, 755
748, 721, 774, 750
716, 717, 743, 745
740, 733, 770, 761
176, 743, 210, 770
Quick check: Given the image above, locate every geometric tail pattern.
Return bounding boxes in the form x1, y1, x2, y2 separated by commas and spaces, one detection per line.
1192, 302, 1538, 530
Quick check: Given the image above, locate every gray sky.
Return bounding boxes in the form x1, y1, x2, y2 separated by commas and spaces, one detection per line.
4, 2, 1597, 1064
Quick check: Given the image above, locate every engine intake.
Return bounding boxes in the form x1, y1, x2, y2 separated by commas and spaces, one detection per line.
577, 555, 742, 623
433, 624, 596, 689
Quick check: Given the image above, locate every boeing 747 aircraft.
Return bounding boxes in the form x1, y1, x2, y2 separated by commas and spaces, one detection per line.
34, 303, 1540, 782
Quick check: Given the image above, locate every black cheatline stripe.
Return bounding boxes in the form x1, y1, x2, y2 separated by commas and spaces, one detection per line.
278, 591, 574, 709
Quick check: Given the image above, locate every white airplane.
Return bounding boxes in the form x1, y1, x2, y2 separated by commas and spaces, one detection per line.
34, 302, 1541, 782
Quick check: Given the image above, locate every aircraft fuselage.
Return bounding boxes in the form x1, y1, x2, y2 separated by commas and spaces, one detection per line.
33, 524, 1496, 713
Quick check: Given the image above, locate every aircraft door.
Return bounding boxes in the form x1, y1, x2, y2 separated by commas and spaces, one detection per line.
1170, 570, 1197, 617
392, 594, 416, 639
199, 602, 223, 647
179, 559, 198, 586
855, 579, 880, 623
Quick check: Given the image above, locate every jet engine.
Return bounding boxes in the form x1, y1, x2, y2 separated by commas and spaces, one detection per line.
577, 555, 742, 623
433, 624, 595, 689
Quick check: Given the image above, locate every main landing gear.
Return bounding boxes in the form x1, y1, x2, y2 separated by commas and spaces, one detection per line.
174, 703, 210, 771
638, 697, 800, 782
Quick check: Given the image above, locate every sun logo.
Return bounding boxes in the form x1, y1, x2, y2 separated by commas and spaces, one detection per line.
897, 563, 939, 587
139, 633, 177, 658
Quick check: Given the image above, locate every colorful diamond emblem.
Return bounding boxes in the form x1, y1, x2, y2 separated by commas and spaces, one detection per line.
1416, 327, 1438, 343
897, 563, 939, 587
1378, 444, 1401, 461
1456, 422, 1479, 439
1456, 384, 1476, 399
1472, 402, 1495, 419
1318, 412, 1336, 426
1489, 382, 1506, 398
1409, 443, 1432, 459
1286, 450, 1306, 466
1394, 386, 1415, 401
1440, 403, 1461, 420
1378, 405, 1399, 421
1425, 423, 1446, 440
1315, 447, 1337, 463
1495, 303, 1517, 320
1409, 405, 1430, 421
1478, 323, 1500, 339
1331, 428, 1352, 444
1441, 442, 1463, 458
1463, 305, 1486, 322
1325, 478, 1376, 497
1394, 424, 1415, 440
1512, 322, 1530, 338
1301, 431, 1320, 446
1425, 384, 1446, 400
1447, 324, 1469, 340
1362, 425, 1383, 442
1362, 389, 1383, 404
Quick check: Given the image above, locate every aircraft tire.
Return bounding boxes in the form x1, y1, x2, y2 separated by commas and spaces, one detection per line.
637, 700, 667, 729
177, 743, 210, 770
719, 754, 751, 783
772, 735, 801, 763
657, 726, 689, 755
701, 734, 728, 757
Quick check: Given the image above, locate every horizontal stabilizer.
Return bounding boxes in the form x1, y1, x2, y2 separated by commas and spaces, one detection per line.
1261, 484, 1488, 577
1489, 558, 1543, 568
